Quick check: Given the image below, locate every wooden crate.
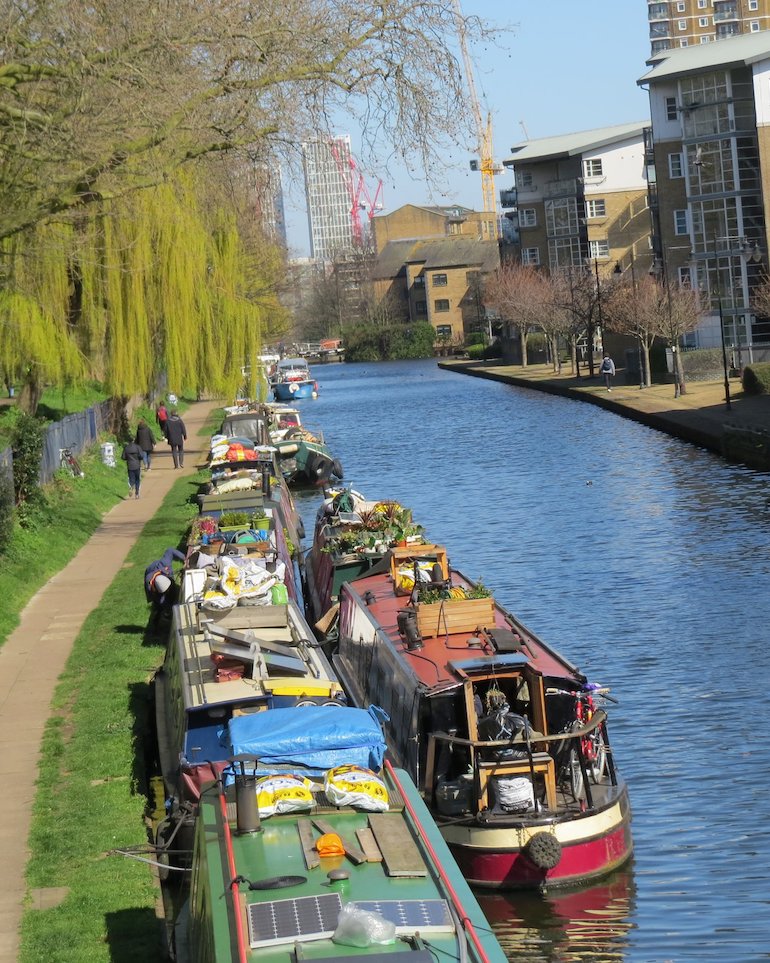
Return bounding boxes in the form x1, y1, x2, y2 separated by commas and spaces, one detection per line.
414, 597, 495, 637
390, 544, 448, 593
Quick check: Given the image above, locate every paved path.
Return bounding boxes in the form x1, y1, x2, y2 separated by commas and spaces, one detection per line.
0, 399, 218, 963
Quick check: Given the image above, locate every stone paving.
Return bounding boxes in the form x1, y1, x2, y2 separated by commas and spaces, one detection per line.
0, 399, 218, 963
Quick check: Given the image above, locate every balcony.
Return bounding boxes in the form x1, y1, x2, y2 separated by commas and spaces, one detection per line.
650, 21, 672, 38
544, 177, 581, 199
499, 188, 517, 208
648, 3, 670, 22
713, 5, 739, 22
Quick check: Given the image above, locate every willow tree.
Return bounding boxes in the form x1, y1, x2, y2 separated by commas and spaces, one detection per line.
0, 0, 489, 243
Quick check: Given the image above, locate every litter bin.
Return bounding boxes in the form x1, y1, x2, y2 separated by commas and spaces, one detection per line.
100, 442, 116, 467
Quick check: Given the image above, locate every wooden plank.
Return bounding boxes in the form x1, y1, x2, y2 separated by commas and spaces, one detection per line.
355, 827, 383, 862
367, 814, 427, 877
297, 818, 320, 869
311, 818, 367, 865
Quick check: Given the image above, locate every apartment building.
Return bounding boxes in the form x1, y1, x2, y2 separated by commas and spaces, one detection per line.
501, 123, 652, 278
639, 32, 770, 349
371, 204, 495, 255
301, 136, 355, 261
649, 0, 770, 56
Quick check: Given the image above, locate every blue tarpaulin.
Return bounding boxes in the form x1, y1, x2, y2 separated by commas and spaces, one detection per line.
228, 706, 386, 772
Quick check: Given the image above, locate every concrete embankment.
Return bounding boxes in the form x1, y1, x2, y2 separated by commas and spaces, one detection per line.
438, 360, 770, 471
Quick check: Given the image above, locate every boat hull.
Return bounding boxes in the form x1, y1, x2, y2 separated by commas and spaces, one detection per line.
272, 381, 315, 400
439, 784, 633, 889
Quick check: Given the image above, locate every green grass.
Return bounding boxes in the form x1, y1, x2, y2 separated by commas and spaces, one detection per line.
19, 452, 212, 961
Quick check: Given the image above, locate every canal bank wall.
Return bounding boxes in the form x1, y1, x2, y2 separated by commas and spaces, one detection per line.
438, 360, 770, 471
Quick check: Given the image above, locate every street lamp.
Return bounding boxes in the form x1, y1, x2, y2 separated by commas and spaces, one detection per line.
593, 257, 605, 362
614, 254, 644, 389
710, 234, 732, 411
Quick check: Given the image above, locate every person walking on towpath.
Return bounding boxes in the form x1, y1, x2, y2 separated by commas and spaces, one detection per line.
135, 418, 156, 470
165, 409, 187, 468
156, 400, 169, 438
121, 438, 144, 498
599, 353, 616, 391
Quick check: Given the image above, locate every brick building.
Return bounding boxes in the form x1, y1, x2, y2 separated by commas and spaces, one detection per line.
649, 0, 770, 56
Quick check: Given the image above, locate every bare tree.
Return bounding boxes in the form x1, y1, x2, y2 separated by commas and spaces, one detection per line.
655, 281, 701, 396
604, 274, 664, 388
548, 268, 602, 377
484, 262, 549, 367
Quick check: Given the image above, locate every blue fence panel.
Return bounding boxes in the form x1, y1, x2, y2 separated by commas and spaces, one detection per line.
39, 399, 113, 484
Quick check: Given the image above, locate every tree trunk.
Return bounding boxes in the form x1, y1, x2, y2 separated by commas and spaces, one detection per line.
519, 327, 528, 368
642, 343, 652, 388
570, 338, 579, 377
17, 371, 42, 416
672, 343, 687, 397
109, 395, 131, 441
551, 334, 561, 374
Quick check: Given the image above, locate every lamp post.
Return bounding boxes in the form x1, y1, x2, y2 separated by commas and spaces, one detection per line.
594, 257, 605, 362
614, 253, 644, 389
710, 234, 732, 411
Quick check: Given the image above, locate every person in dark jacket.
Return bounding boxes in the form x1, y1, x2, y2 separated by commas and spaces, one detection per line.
121, 439, 144, 498
165, 409, 187, 468
144, 547, 185, 622
135, 418, 156, 470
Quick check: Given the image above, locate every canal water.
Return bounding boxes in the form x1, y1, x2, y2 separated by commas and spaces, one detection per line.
290, 358, 770, 963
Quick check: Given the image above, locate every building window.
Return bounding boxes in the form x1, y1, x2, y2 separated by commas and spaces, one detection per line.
700, 35, 710, 42
699, 16, 709, 26
669, 152, 684, 178
680, 39, 689, 46
589, 239, 610, 260
677, 1, 686, 9
678, 266, 692, 288
521, 247, 540, 266
749, 0, 758, 9
584, 158, 603, 177
415, 300, 427, 314
518, 170, 533, 189
586, 199, 606, 218
666, 96, 678, 121
519, 208, 537, 227
751, 20, 760, 31
435, 324, 452, 338
678, 19, 687, 29
674, 209, 689, 235
698, 0, 707, 7
434, 298, 450, 312
432, 273, 448, 286
545, 197, 579, 236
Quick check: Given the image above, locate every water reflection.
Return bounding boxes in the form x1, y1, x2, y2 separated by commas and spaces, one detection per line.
478, 868, 636, 963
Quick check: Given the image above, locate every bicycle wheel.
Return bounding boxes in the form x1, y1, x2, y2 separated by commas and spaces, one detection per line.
67, 453, 84, 478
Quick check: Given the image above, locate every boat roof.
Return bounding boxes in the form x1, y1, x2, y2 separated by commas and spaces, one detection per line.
343, 548, 581, 689
197, 761, 507, 963
277, 357, 310, 368
170, 599, 343, 715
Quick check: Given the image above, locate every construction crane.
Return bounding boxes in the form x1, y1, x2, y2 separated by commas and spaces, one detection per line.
328, 139, 384, 249
452, 0, 500, 238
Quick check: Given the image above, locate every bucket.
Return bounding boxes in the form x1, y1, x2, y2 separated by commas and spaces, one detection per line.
100, 442, 116, 467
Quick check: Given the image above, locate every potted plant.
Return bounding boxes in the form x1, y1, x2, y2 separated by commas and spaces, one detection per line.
251, 508, 271, 531
218, 510, 250, 531
189, 515, 218, 544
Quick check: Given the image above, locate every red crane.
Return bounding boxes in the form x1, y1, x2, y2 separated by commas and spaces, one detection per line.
328, 139, 384, 247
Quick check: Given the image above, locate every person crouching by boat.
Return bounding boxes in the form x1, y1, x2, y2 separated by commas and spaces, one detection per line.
135, 418, 156, 470
144, 547, 185, 625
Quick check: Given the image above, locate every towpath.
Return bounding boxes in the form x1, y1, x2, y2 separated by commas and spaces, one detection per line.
0, 399, 219, 963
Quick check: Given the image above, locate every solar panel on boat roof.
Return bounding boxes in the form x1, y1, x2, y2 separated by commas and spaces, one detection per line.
351, 900, 454, 934
247, 893, 342, 948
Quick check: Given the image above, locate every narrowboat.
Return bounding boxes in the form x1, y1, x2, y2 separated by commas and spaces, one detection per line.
263, 404, 344, 488
271, 358, 318, 401
179, 733, 508, 963
332, 543, 633, 890
304, 489, 424, 634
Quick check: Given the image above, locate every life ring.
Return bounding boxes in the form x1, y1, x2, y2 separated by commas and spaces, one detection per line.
526, 832, 562, 870
289, 382, 298, 393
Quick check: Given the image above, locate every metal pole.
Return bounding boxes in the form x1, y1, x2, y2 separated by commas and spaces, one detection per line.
712, 235, 732, 410
594, 258, 605, 360
629, 253, 644, 389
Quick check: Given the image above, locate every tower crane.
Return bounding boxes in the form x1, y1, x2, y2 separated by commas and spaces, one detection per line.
452, 0, 501, 239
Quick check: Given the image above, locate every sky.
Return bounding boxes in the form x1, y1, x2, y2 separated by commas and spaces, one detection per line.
283, 0, 653, 257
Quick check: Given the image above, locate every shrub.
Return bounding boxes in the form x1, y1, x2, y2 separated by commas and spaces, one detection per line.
466, 343, 486, 360
742, 362, 770, 395
9, 411, 47, 516
680, 348, 724, 380
527, 332, 547, 353
218, 510, 250, 527
0, 462, 13, 555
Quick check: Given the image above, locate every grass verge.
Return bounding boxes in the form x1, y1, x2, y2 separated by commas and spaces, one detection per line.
19, 459, 213, 961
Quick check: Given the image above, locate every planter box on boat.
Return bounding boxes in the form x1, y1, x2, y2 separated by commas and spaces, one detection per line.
414, 597, 495, 637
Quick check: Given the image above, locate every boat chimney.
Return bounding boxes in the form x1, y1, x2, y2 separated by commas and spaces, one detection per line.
397, 609, 423, 651
230, 754, 261, 834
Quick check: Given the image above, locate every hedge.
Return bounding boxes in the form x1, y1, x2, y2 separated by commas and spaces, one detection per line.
742, 361, 770, 395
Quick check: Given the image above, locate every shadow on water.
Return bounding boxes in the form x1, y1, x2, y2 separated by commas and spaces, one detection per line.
105, 908, 165, 963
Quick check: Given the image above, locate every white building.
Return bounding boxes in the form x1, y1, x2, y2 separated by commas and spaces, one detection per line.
302, 136, 354, 261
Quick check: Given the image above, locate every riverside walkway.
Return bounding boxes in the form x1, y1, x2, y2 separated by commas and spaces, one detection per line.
0, 398, 219, 963
439, 360, 770, 470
